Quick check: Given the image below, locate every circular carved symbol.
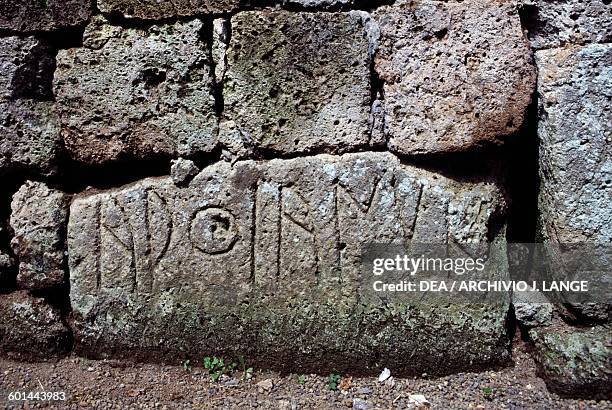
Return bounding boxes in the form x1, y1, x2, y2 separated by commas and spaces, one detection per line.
190, 208, 238, 254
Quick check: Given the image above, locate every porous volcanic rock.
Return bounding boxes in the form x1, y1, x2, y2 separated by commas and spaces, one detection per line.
536, 43, 611, 323
374, 0, 535, 155
0, 36, 60, 176
513, 292, 554, 328
97, 0, 239, 20
530, 324, 612, 399
0, 291, 71, 359
10, 181, 69, 290
520, 0, 612, 50
170, 158, 199, 186
0, 0, 91, 32
54, 16, 218, 165
68, 152, 511, 375
537, 44, 611, 244
220, 11, 373, 156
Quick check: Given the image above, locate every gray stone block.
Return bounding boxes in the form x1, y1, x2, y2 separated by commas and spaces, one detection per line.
68, 152, 511, 375
537, 44, 612, 244
0, 36, 60, 176
10, 181, 69, 290
220, 11, 373, 156
374, 0, 535, 155
54, 17, 218, 165
97, 0, 239, 20
0, 0, 91, 33
530, 324, 611, 399
520, 0, 612, 50
0, 291, 71, 359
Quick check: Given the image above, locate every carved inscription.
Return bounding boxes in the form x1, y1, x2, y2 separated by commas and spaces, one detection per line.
68, 153, 509, 368
74, 188, 175, 294
99, 196, 136, 291
190, 207, 238, 254
70, 153, 501, 299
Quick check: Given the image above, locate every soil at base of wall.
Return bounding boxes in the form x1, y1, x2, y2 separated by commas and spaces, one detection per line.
0, 334, 609, 409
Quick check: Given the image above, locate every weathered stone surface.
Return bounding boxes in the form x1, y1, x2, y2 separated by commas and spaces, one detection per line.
98, 0, 239, 20
513, 292, 554, 328
54, 17, 218, 165
0, 100, 60, 176
537, 44, 611, 323
520, 0, 612, 50
170, 158, 199, 186
0, 291, 71, 359
0, 0, 91, 33
0, 36, 54, 100
212, 18, 230, 85
537, 44, 612, 244
0, 252, 11, 271
374, 0, 535, 155
0, 251, 14, 288
69, 152, 510, 374
0, 36, 60, 176
10, 181, 69, 290
220, 11, 372, 156
530, 324, 611, 399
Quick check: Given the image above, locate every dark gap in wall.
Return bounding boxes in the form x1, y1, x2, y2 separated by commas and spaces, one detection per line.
369, 50, 384, 105
42, 25, 87, 50
517, 2, 549, 47
0, 24, 86, 48
46, 144, 225, 194
561, 304, 612, 327
506, 304, 517, 350
186, 145, 225, 171
100, 11, 221, 29
30, 285, 73, 318
48, 154, 174, 194
8, 39, 56, 101
354, 0, 396, 13
368, 48, 386, 146
505, 96, 539, 244
202, 17, 227, 118
517, 3, 539, 35
253, 142, 388, 161
395, 144, 508, 185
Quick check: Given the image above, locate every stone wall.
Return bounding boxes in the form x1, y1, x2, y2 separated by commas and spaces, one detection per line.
0, 0, 609, 399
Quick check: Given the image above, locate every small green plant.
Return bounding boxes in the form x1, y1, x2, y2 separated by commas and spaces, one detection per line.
39, 0, 49, 9
203, 356, 236, 382
483, 387, 493, 400
238, 355, 253, 380
182, 359, 192, 372
297, 374, 306, 385
327, 373, 341, 391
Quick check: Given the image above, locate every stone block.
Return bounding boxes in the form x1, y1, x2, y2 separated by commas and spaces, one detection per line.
220, 11, 373, 156
10, 181, 69, 290
68, 152, 511, 374
0, 291, 71, 359
530, 324, 611, 399
54, 17, 218, 165
520, 0, 612, 50
98, 0, 239, 20
537, 44, 612, 244
0, 36, 60, 176
374, 0, 535, 154
0, 0, 91, 32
